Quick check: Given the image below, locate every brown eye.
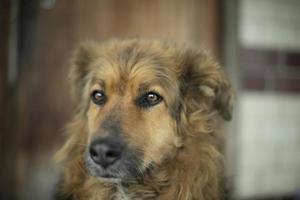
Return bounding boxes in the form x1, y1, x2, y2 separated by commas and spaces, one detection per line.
91, 90, 107, 105
137, 91, 163, 108
147, 93, 159, 102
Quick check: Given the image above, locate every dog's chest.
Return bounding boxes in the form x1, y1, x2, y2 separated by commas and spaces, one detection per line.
109, 185, 159, 200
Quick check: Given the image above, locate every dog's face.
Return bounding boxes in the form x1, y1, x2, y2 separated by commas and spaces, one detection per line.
84, 57, 180, 180
68, 39, 232, 181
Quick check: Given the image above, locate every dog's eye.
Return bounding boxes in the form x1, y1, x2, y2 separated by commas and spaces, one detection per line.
137, 92, 163, 108
91, 90, 107, 106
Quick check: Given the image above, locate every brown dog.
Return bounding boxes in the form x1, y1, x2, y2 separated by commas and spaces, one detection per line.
55, 39, 233, 200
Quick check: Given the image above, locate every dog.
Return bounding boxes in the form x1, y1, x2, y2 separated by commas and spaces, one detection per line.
55, 38, 233, 200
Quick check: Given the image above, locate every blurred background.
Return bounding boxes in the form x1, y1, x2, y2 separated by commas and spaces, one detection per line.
1, 0, 300, 199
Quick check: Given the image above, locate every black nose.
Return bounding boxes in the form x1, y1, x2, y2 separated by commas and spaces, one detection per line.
89, 138, 123, 168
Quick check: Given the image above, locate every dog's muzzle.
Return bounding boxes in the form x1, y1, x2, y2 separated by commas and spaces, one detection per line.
85, 136, 142, 180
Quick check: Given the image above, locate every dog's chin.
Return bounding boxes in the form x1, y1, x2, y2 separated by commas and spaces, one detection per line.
96, 174, 123, 183
84, 154, 142, 182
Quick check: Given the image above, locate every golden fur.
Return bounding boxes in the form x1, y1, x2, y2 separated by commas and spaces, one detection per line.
55, 38, 233, 200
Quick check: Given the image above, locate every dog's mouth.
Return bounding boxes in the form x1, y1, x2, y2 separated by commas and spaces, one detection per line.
84, 149, 142, 181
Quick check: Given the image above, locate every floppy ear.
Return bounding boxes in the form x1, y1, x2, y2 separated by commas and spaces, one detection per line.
69, 42, 99, 102
213, 79, 233, 121
181, 49, 233, 121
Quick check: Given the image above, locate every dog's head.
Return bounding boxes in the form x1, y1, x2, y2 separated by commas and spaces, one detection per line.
66, 39, 233, 182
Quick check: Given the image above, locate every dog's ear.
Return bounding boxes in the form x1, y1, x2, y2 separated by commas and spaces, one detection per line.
213, 79, 233, 121
181, 49, 233, 121
69, 42, 99, 102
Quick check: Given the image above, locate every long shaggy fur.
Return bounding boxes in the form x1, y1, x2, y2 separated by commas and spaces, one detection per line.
55, 38, 233, 200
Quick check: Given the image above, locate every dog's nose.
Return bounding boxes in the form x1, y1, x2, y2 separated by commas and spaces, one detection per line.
89, 138, 123, 168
